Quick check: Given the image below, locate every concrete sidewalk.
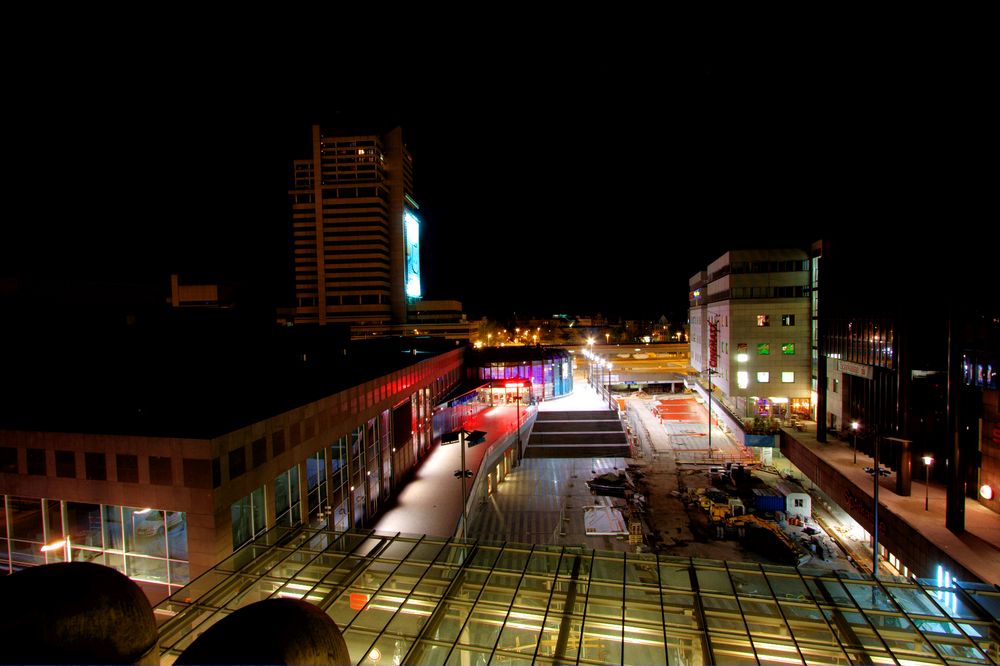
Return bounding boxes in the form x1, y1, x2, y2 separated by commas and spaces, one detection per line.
783, 420, 1000, 585
374, 401, 531, 537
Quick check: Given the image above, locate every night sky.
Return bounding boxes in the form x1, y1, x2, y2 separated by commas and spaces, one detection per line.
3, 25, 991, 323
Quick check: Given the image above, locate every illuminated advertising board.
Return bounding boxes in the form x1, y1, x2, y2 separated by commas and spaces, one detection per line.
404, 210, 422, 298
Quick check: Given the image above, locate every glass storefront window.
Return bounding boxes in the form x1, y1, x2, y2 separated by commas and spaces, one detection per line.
233, 487, 266, 551
1, 496, 188, 590
65, 502, 102, 548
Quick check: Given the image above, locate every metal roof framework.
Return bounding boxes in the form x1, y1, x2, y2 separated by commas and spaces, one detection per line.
154, 526, 1000, 665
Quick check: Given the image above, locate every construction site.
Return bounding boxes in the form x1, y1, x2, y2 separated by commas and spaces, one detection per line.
616, 389, 862, 574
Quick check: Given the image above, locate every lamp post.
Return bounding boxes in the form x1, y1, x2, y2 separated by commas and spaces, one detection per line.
587, 338, 595, 387
923, 456, 933, 511
514, 391, 522, 452
851, 420, 860, 464
607, 361, 613, 410
873, 434, 880, 579
707, 368, 715, 454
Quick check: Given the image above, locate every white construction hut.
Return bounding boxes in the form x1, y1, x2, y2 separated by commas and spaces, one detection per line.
775, 480, 811, 521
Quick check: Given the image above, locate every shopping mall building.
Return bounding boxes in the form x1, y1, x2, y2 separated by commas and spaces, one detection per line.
0, 328, 585, 604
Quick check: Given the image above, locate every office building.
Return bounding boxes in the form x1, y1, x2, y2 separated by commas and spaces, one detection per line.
689, 249, 813, 423
290, 125, 421, 327
0, 305, 467, 603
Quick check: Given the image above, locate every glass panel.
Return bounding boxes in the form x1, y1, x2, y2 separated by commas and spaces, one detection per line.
70, 546, 105, 564
710, 635, 758, 665
169, 560, 191, 586
623, 626, 666, 666
44, 499, 63, 543
165, 512, 188, 561
461, 606, 506, 650
349, 593, 398, 633
65, 502, 102, 548
8, 496, 43, 542
275, 469, 290, 521
625, 585, 665, 625
251, 486, 265, 535
127, 554, 168, 583
695, 568, 734, 595
383, 597, 435, 638
419, 599, 470, 644
231, 495, 252, 549
9, 539, 45, 565
382, 563, 427, 595
586, 582, 623, 621
579, 617, 621, 664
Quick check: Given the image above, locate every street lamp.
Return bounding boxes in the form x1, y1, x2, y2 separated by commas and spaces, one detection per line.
514, 391, 522, 451
862, 435, 888, 579
851, 420, 860, 464
587, 339, 595, 387
707, 368, 716, 454
923, 456, 934, 511
607, 362, 613, 409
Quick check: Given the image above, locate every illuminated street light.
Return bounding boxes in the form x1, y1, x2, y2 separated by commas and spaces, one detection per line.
851, 421, 860, 464
922, 456, 933, 511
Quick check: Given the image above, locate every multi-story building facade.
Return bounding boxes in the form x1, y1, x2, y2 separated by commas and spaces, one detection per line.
0, 325, 467, 604
689, 249, 812, 422
290, 126, 421, 326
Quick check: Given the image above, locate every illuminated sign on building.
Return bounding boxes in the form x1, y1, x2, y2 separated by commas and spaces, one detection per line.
404, 210, 422, 298
709, 317, 718, 369
839, 360, 872, 380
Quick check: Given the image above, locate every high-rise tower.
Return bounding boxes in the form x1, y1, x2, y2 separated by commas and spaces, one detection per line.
290, 126, 421, 326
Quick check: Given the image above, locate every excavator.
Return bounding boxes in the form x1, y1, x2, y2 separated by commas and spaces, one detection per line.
724, 513, 811, 566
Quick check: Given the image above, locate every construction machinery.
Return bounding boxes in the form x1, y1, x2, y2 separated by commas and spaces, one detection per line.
725, 514, 811, 566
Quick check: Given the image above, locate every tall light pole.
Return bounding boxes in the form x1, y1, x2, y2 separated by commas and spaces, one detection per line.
707, 368, 715, 454
587, 339, 595, 387
923, 456, 934, 511
607, 362, 613, 410
851, 420, 860, 464
873, 434, 880, 579
459, 430, 467, 540
514, 391, 522, 452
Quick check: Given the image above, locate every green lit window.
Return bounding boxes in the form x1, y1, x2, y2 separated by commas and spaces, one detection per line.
757, 343, 770, 355
782, 343, 795, 355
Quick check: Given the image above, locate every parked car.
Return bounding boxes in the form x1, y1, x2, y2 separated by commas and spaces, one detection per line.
135, 511, 182, 537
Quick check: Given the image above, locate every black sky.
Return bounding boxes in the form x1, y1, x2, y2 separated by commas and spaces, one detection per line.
3, 22, 992, 322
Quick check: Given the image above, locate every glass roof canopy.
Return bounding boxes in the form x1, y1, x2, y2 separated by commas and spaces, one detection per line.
154, 527, 1000, 665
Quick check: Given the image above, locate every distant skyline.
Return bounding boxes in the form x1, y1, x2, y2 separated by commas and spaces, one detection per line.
3, 28, 991, 322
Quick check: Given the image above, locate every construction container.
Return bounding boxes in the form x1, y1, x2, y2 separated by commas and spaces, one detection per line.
752, 488, 786, 513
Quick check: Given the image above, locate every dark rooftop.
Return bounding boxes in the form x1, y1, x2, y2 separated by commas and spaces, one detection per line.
1, 307, 463, 439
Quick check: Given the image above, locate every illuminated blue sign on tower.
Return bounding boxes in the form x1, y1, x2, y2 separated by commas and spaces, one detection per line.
404, 210, 422, 299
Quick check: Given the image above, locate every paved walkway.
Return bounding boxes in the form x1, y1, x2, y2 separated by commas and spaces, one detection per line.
782, 420, 1000, 584
374, 400, 532, 537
